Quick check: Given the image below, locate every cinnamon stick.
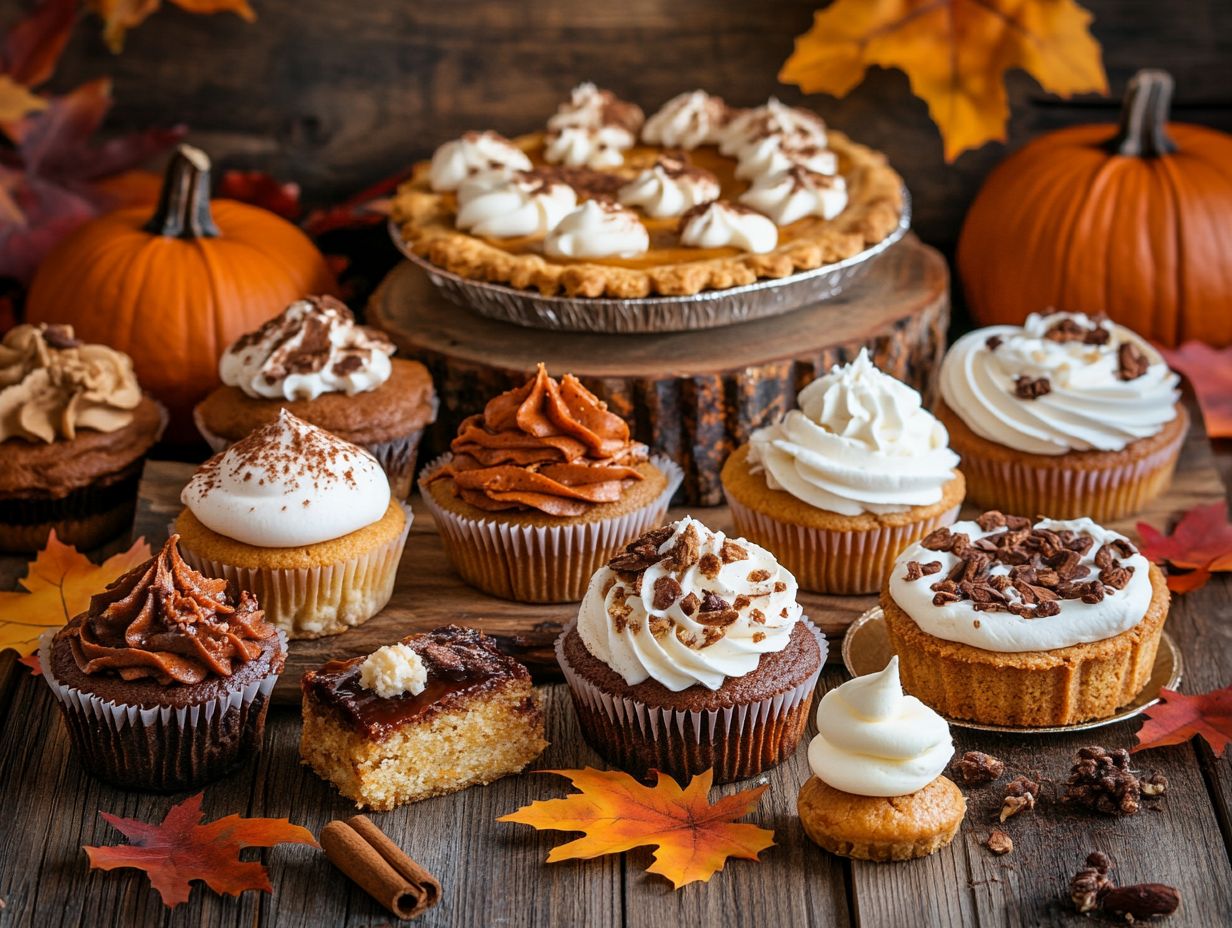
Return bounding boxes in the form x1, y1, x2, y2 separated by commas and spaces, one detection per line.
320, 815, 441, 920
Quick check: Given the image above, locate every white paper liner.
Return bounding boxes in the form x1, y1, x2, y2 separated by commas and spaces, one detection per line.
555, 617, 826, 782
419, 454, 683, 603
177, 503, 413, 639
39, 628, 285, 790
726, 494, 962, 594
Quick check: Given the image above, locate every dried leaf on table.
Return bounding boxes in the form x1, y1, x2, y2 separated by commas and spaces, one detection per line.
779, 0, 1108, 161
1133, 686, 1232, 757
218, 169, 302, 221
1137, 503, 1232, 593
1162, 343, 1232, 439
86, 0, 256, 54
0, 75, 47, 123
0, 0, 77, 88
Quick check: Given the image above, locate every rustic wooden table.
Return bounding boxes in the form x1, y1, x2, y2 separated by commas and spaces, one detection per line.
1, 399, 1229, 928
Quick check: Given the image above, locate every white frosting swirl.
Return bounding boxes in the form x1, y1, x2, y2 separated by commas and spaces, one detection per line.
808, 657, 953, 797
719, 97, 828, 156
544, 126, 630, 169
455, 172, 577, 237
181, 409, 390, 547
739, 167, 848, 225
939, 312, 1180, 455
219, 297, 394, 401
641, 90, 729, 149
734, 133, 837, 180
359, 643, 427, 698
749, 350, 958, 515
544, 200, 649, 259
618, 159, 719, 218
577, 517, 804, 691
679, 202, 777, 253
429, 131, 532, 192
889, 517, 1154, 652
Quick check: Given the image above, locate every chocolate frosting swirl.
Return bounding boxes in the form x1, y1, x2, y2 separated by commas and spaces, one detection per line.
59, 535, 277, 686
433, 363, 648, 516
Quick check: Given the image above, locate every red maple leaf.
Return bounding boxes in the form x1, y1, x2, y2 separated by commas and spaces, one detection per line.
1133, 686, 1232, 757
1137, 503, 1232, 593
217, 169, 302, 221
1162, 343, 1232, 440
84, 793, 318, 908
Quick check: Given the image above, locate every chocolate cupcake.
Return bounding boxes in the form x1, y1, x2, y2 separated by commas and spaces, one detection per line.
42, 535, 285, 791
557, 516, 826, 784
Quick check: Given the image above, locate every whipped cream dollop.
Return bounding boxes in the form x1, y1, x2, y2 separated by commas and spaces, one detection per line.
429, 131, 532, 192
455, 171, 578, 237
577, 517, 804, 691
219, 296, 394, 401
808, 657, 953, 797
679, 201, 778, 253
750, 350, 959, 515
734, 133, 837, 180
359, 642, 428, 698
939, 312, 1180, 455
641, 90, 729, 149
544, 83, 643, 169
739, 167, 848, 225
719, 97, 828, 157
544, 199, 649, 259
182, 409, 390, 547
889, 515, 1154, 653
617, 155, 719, 218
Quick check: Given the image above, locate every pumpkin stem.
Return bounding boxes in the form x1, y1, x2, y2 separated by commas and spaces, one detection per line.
1110, 69, 1177, 158
143, 144, 221, 239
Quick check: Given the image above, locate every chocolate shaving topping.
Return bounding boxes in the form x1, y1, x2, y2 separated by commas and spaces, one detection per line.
1117, 341, 1150, 381
1014, 375, 1052, 399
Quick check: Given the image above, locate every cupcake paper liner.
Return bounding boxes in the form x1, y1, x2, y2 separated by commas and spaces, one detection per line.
556, 618, 827, 784
39, 629, 285, 792
419, 455, 683, 604
725, 495, 961, 595
177, 504, 413, 640
0, 463, 144, 554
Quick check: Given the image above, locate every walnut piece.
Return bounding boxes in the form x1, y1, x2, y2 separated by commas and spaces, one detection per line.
955, 751, 1005, 786
999, 775, 1039, 822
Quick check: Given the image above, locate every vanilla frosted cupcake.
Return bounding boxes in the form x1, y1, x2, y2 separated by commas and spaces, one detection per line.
882, 511, 1170, 727
722, 350, 965, 594
176, 409, 411, 638
557, 516, 827, 783
937, 311, 1184, 520
798, 658, 964, 861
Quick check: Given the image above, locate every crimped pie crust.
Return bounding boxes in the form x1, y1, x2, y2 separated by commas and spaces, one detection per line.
391, 130, 904, 298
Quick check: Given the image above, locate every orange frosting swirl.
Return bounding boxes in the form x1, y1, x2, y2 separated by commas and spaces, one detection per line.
59, 535, 277, 685
435, 364, 648, 516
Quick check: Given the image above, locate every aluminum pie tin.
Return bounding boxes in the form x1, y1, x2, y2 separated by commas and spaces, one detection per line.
841, 606, 1183, 735
389, 189, 911, 334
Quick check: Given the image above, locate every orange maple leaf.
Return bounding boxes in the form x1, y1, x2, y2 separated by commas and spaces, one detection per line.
1132, 687, 1232, 757
86, 0, 255, 54
1137, 503, 1232, 593
0, 530, 151, 656
779, 0, 1108, 162
498, 767, 774, 889
0, 75, 47, 123
1161, 343, 1232, 440
84, 792, 318, 908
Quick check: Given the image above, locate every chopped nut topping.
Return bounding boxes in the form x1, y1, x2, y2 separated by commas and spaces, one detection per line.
1061, 746, 1165, 816
720, 540, 748, 564
679, 592, 699, 616
984, 829, 1013, 856
1069, 852, 1114, 913
956, 751, 1005, 786
1014, 375, 1052, 399
1117, 341, 1150, 381
698, 553, 722, 579
652, 576, 682, 611
1067, 851, 1180, 921
748, 568, 771, 582
985, 334, 1003, 352
999, 775, 1039, 822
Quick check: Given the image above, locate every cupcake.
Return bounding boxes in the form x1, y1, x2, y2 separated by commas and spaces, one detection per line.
882, 511, 1170, 727
194, 295, 437, 498
557, 516, 827, 784
42, 534, 285, 791
722, 349, 965, 594
420, 364, 681, 603
0, 324, 165, 553
175, 409, 411, 639
936, 311, 1185, 521
798, 657, 964, 862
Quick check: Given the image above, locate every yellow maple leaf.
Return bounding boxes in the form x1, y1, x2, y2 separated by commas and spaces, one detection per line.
87, 0, 255, 54
0, 531, 151, 656
780, 0, 1108, 162
498, 767, 774, 889
0, 75, 48, 124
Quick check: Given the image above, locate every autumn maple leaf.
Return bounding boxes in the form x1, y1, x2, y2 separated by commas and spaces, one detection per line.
499, 768, 774, 889
86, 0, 256, 54
1137, 503, 1232, 593
779, 0, 1108, 161
0, 530, 151, 657
1133, 687, 1232, 758
1162, 343, 1232, 440
84, 793, 318, 908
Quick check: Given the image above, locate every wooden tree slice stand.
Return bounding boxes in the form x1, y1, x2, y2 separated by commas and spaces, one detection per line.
368, 234, 950, 505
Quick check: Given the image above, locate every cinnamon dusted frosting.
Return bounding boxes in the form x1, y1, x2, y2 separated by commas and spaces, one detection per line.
617, 154, 720, 219
430, 363, 649, 517
734, 133, 837, 180
641, 90, 730, 149
718, 97, 829, 157
219, 296, 395, 402
544, 83, 644, 169
679, 201, 778, 253
56, 534, 277, 686
456, 170, 578, 237
0, 324, 141, 443
429, 131, 533, 192
544, 200, 649, 259
739, 166, 848, 225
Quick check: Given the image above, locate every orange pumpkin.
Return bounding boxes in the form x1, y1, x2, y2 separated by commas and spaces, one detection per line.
25, 144, 337, 442
958, 70, 1232, 347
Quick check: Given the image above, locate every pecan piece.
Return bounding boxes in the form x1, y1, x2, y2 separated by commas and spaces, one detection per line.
999, 775, 1039, 822
955, 751, 1005, 786
984, 829, 1013, 856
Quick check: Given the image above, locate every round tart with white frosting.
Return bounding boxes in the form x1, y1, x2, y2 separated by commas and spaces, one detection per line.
392, 84, 903, 298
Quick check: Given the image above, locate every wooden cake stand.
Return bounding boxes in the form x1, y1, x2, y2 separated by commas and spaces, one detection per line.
368, 234, 949, 505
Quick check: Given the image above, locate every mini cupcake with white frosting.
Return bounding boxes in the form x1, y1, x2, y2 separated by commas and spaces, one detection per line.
936, 311, 1185, 520
176, 409, 412, 638
722, 349, 965, 594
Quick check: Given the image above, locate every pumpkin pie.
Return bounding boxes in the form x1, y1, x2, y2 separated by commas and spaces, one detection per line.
392, 86, 904, 298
